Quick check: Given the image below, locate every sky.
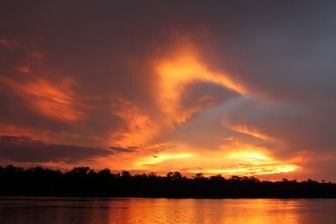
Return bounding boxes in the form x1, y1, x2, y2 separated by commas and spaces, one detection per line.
1, 0, 336, 180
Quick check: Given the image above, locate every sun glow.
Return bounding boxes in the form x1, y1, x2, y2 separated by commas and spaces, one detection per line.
189, 164, 297, 176
188, 147, 298, 176
228, 151, 271, 161
136, 152, 193, 167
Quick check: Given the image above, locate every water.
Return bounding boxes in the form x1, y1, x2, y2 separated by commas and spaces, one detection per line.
0, 197, 336, 224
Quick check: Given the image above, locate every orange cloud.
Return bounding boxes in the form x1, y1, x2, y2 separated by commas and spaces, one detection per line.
0, 76, 85, 122
123, 138, 298, 177
154, 40, 247, 124
0, 37, 19, 48
135, 152, 193, 167
0, 124, 52, 142
109, 96, 159, 148
90, 41, 297, 178
228, 124, 270, 140
17, 66, 32, 74
186, 143, 298, 177
102, 39, 297, 177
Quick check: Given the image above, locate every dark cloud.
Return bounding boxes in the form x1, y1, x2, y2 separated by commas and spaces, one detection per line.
110, 146, 137, 153
0, 136, 112, 163
224, 98, 336, 154
181, 82, 238, 111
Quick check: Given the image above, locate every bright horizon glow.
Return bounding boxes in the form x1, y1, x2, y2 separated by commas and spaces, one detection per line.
135, 152, 194, 166
189, 164, 298, 176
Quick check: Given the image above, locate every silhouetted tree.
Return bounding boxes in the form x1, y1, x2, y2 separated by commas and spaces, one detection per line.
194, 173, 205, 179
121, 171, 131, 177
0, 165, 335, 198
167, 172, 182, 181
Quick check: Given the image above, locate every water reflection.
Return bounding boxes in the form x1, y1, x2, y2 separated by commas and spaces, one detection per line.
0, 197, 336, 224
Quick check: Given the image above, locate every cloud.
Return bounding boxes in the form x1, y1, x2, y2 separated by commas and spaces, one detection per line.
0, 136, 112, 163
0, 1, 336, 179
108, 96, 159, 148
0, 38, 19, 48
153, 40, 246, 124
110, 146, 137, 153
0, 76, 85, 122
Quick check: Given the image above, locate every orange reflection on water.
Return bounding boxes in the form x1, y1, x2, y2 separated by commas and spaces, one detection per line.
102, 198, 328, 224
1, 197, 334, 224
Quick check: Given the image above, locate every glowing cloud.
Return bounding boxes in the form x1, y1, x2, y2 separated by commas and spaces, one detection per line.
17, 66, 31, 74
0, 37, 19, 48
189, 164, 297, 176
109, 96, 159, 148
136, 152, 193, 167
0, 76, 84, 122
228, 124, 269, 140
0, 124, 52, 142
189, 146, 298, 176
154, 41, 247, 124
228, 151, 271, 161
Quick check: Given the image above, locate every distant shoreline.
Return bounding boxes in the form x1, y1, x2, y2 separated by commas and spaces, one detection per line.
1, 165, 336, 198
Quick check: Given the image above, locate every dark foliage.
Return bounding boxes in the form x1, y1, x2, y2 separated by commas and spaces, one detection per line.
0, 165, 335, 198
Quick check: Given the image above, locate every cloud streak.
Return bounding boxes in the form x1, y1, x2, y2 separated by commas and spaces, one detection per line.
0, 136, 112, 163
0, 76, 85, 122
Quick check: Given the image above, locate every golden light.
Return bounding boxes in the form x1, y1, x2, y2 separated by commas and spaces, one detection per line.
136, 152, 193, 167
189, 164, 297, 176
228, 151, 271, 161
188, 146, 298, 176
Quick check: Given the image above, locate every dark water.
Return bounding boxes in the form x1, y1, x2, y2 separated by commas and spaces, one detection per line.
0, 197, 336, 224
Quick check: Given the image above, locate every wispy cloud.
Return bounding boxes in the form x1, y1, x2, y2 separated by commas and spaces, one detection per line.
0, 76, 85, 122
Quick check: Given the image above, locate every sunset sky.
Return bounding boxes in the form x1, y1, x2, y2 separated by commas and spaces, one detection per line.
1, 0, 336, 180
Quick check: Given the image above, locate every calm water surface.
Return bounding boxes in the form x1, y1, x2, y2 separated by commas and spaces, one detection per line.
0, 197, 336, 224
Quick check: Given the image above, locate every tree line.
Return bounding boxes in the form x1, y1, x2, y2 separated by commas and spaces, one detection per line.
0, 165, 335, 198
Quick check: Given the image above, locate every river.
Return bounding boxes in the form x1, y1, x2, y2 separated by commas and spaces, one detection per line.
0, 197, 335, 223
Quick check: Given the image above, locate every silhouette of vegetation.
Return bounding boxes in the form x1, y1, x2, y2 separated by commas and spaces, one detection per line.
0, 165, 335, 198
